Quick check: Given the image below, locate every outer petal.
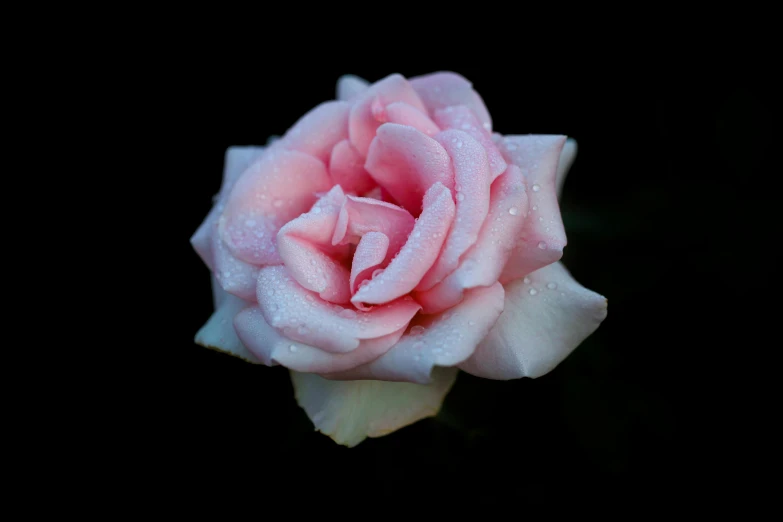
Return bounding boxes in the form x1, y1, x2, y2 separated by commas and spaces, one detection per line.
212, 229, 260, 302
256, 266, 421, 353
234, 306, 405, 372
364, 123, 455, 214
279, 101, 350, 162
191, 146, 265, 270
410, 72, 492, 131
417, 130, 491, 291
556, 138, 578, 199
349, 73, 428, 156
337, 74, 369, 101
277, 186, 351, 304
220, 146, 333, 266
433, 106, 506, 180
351, 183, 456, 306
497, 135, 568, 282
290, 366, 457, 447
415, 164, 528, 313
194, 291, 260, 364
459, 262, 607, 379
330, 283, 504, 384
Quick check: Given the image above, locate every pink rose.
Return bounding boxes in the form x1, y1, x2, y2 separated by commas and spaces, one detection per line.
191, 72, 607, 446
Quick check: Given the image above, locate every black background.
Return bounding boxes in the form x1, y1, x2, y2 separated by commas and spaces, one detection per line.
153, 58, 774, 505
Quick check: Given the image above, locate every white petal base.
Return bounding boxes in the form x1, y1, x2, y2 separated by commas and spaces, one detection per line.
290, 367, 457, 447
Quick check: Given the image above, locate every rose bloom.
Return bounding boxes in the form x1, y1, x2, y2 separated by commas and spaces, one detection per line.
191, 72, 607, 446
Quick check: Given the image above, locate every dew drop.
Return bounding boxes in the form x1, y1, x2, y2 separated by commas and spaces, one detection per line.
547, 282, 558, 290
529, 288, 538, 295
339, 309, 357, 319
312, 207, 322, 214
538, 241, 547, 250
468, 320, 476, 326
410, 325, 426, 336
273, 199, 284, 208
532, 205, 538, 211
289, 345, 297, 353
532, 184, 541, 192
509, 206, 519, 216
456, 192, 465, 201
523, 276, 531, 284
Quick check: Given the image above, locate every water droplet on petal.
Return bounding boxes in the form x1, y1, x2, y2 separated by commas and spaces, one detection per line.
547, 282, 558, 290
289, 345, 297, 352
509, 206, 519, 216
523, 276, 531, 284
532, 184, 541, 192
456, 192, 465, 201
529, 288, 538, 295
532, 205, 538, 211
538, 241, 547, 250
312, 207, 322, 214
468, 320, 475, 326
339, 309, 357, 319
306, 295, 314, 302
410, 325, 426, 336
273, 199, 284, 208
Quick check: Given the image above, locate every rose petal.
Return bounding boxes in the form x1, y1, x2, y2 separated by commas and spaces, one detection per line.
332, 194, 415, 259
277, 186, 352, 304
191, 146, 265, 270
497, 135, 568, 283
279, 101, 350, 163
329, 283, 505, 384
415, 164, 528, 313
234, 306, 406, 372
556, 138, 578, 199
212, 229, 259, 302
364, 123, 455, 214
350, 231, 389, 293
256, 266, 421, 353
220, 146, 333, 266
417, 130, 491, 291
410, 71, 492, 132
351, 183, 456, 306
194, 291, 260, 364
380, 101, 440, 136
459, 262, 607, 379
433, 106, 506, 180
348, 73, 428, 156
329, 139, 376, 195
337, 74, 369, 101
290, 366, 457, 447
